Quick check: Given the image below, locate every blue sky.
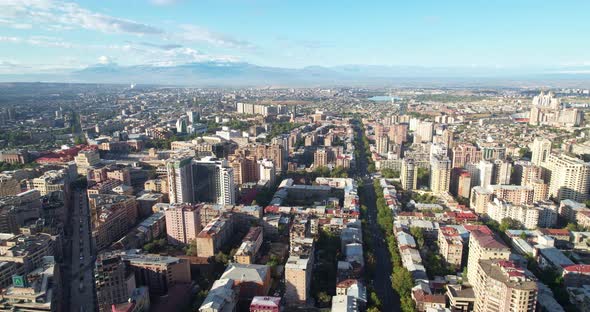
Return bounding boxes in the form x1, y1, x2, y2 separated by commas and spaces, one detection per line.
1, 0, 589, 73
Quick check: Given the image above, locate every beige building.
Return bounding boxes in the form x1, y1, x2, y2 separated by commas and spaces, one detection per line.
164, 204, 202, 246
438, 226, 464, 267
89, 194, 137, 251
74, 149, 100, 175
144, 178, 168, 194
401, 158, 417, 191
473, 260, 537, 312
490, 185, 534, 206
545, 153, 590, 203
470, 186, 493, 214
32, 170, 67, 196
284, 238, 314, 305
531, 137, 552, 166
466, 230, 510, 284
234, 227, 263, 264
375, 135, 389, 155
0, 175, 20, 196
430, 155, 451, 195
195, 216, 233, 258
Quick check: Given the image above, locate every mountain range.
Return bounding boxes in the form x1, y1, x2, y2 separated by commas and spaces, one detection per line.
1, 61, 590, 87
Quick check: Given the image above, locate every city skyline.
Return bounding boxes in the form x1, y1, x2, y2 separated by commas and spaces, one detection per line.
2, 0, 590, 76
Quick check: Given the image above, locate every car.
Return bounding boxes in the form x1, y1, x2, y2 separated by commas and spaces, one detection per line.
80, 256, 84, 261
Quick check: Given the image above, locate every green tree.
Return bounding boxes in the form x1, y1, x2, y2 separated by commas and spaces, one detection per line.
370, 291, 381, 308
499, 217, 522, 232
317, 291, 332, 307
381, 168, 400, 179
410, 227, 425, 248
416, 167, 430, 188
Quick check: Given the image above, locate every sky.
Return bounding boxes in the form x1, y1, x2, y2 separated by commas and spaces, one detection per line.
1, 0, 590, 74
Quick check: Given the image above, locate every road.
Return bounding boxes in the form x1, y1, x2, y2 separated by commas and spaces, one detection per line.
67, 190, 96, 312
354, 121, 400, 312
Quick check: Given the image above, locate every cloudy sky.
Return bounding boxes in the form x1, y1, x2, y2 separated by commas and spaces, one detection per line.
1, 0, 590, 73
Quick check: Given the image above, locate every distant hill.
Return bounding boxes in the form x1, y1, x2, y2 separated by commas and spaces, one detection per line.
1, 61, 590, 87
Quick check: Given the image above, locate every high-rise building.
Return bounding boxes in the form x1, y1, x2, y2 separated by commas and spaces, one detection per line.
490, 185, 534, 206
473, 260, 537, 312
314, 148, 329, 168
478, 160, 494, 188
531, 138, 552, 166
452, 144, 482, 168
258, 159, 276, 186
375, 135, 390, 155
470, 186, 493, 214
442, 129, 454, 149
430, 155, 451, 195
492, 159, 512, 185
518, 162, 546, 186
467, 230, 511, 284
166, 156, 195, 204
545, 153, 590, 202
193, 157, 236, 205
415, 121, 434, 143
401, 158, 417, 191
457, 170, 472, 199
284, 240, 314, 305
165, 204, 202, 245
388, 123, 408, 145
230, 156, 258, 185
95, 253, 135, 312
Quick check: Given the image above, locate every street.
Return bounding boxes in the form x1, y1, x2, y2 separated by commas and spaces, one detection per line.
353, 122, 401, 312
68, 190, 96, 312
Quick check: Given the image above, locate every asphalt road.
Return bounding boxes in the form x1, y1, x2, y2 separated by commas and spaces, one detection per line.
68, 191, 96, 312
354, 122, 401, 312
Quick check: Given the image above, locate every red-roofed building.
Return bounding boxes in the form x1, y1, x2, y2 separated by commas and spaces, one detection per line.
250, 296, 281, 312
467, 230, 510, 283
412, 288, 446, 312
562, 264, 590, 287
463, 224, 493, 235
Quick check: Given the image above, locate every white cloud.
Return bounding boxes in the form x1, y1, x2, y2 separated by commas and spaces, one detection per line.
179, 24, 254, 49
0, 35, 75, 48
0, 0, 163, 35
98, 56, 115, 64
0, 1, 250, 70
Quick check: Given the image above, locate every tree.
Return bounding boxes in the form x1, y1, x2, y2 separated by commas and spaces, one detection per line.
400, 296, 417, 312
186, 239, 199, 256
499, 218, 522, 232
566, 222, 581, 232
416, 167, 430, 188
381, 168, 400, 179
317, 291, 332, 307
214, 252, 230, 265
410, 227, 425, 248
369, 291, 381, 308
391, 267, 414, 298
